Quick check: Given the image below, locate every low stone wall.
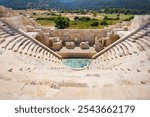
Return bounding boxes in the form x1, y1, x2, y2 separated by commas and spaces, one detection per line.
49, 29, 107, 46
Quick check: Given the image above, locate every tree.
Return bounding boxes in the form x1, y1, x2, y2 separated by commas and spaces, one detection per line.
103, 16, 109, 20
92, 11, 97, 17
91, 21, 99, 26
100, 20, 108, 25
54, 16, 70, 29
74, 16, 79, 21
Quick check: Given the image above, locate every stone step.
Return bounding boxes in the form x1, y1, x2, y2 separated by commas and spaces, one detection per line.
141, 28, 150, 33
127, 38, 136, 43
147, 33, 150, 37
139, 38, 150, 48
95, 57, 100, 64
49, 53, 57, 62
1, 35, 22, 48
133, 33, 145, 39
106, 50, 111, 60
122, 41, 134, 54
42, 50, 48, 60
125, 40, 139, 54
109, 49, 115, 59
137, 31, 147, 36
13, 38, 28, 52
28, 43, 37, 56
103, 51, 109, 61
37, 47, 43, 58
48, 52, 54, 62
0, 31, 6, 35
40, 49, 45, 59
42, 50, 47, 60
116, 44, 124, 57
97, 55, 103, 64
134, 40, 146, 51
100, 53, 106, 61
112, 47, 117, 59
140, 29, 149, 33
0, 33, 10, 38
32, 45, 40, 57
45, 51, 49, 60
119, 43, 129, 56
0, 37, 5, 44
54, 57, 60, 64
136, 38, 150, 49
18, 40, 31, 53
143, 36, 150, 45
130, 35, 138, 39
22, 42, 34, 55
143, 36, 150, 40
113, 46, 120, 58
7, 36, 25, 50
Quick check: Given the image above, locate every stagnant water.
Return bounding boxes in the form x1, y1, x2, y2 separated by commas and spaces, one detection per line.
63, 58, 92, 69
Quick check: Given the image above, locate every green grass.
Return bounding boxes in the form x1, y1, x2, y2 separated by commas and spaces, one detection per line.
99, 13, 133, 20
35, 13, 134, 29
36, 19, 55, 27
68, 21, 103, 29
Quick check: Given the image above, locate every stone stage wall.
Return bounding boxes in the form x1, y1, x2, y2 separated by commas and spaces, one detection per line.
49, 29, 107, 46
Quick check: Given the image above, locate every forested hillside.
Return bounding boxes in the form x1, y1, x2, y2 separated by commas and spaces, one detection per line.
0, 0, 150, 13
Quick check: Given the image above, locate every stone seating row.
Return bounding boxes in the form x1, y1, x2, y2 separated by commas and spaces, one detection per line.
0, 21, 63, 66
90, 24, 150, 69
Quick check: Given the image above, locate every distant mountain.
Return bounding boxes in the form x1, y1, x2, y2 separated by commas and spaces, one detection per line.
0, 0, 150, 12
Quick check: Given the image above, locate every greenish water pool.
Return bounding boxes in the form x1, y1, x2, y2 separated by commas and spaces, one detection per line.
63, 58, 92, 69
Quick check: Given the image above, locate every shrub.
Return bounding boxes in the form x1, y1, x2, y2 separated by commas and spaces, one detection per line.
54, 16, 70, 29
100, 20, 108, 25
103, 16, 109, 20
51, 12, 56, 16
124, 16, 134, 21
74, 16, 79, 21
78, 16, 91, 21
91, 21, 99, 26
36, 17, 56, 21
33, 13, 36, 15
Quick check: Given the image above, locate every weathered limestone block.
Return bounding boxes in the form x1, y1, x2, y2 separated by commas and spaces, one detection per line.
35, 31, 48, 46
53, 42, 62, 51
74, 37, 81, 45
94, 37, 103, 52
106, 32, 119, 46
47, 37, 53, 48
94, 42, 103, 52
52, 37, 61, 43
121, 21, 131, 27
25, 25, 34, 32
80, 41, 90, 49
123, 26, 128, 31
65, 42, 75, 49
48, 37, 62, 51
107, 32, 114, 38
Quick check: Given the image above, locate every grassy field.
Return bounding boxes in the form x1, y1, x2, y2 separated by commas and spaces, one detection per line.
35, 12, 134, 29
36, 19, 55, 27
